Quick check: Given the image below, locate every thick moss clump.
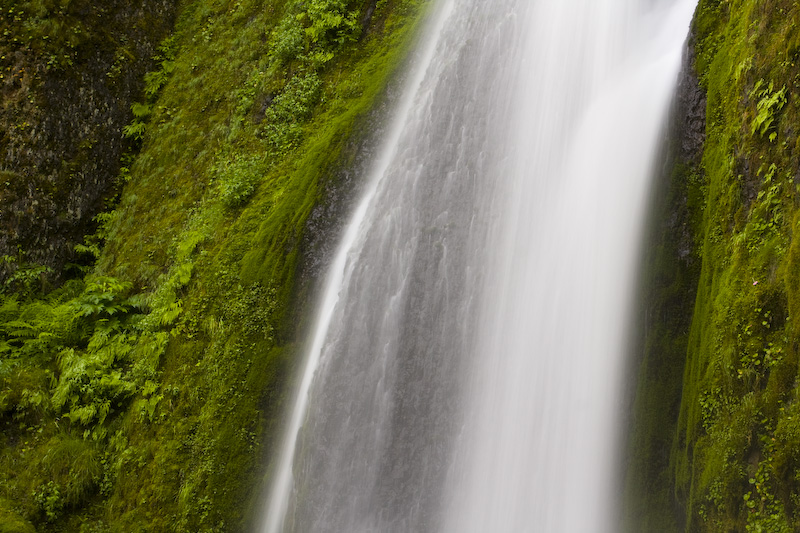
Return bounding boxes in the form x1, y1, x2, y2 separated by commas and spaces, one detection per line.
0, 499, 36, 533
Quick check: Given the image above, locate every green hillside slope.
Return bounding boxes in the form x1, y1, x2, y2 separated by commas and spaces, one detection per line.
0, 0, 428, 530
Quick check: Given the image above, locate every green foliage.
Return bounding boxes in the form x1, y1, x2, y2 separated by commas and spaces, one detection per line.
271, 13, 306, 65
53, 345, 136, 437
302, 0, 361, 47
33, 481, 63, 522
73, 277, 136, 318
40, 436, 103, 508
0, 499, 36, 533
122, 36, 179, 143
750, 79, 786, 140
74, 211, 121, 264
144, 36, 178, 97
1, 254, 53, 298
744, 452, 792, 533
261, 72, 323, 152
0, 0, 88, 68
121, 103, 152, 141
214, 154, 270, 209
0, 281, 83, 366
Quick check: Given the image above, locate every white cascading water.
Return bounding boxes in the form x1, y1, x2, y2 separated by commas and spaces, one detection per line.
260, 0, 697, 532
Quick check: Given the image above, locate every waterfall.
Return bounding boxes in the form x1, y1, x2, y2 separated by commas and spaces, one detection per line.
260, 0, 697, 531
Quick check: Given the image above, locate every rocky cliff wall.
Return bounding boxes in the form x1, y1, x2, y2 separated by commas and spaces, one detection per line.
0, 0, 177, 283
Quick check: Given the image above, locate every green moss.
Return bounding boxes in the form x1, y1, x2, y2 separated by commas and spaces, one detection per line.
0, 499, 36, 533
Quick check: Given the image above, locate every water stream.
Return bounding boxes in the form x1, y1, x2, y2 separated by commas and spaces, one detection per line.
260, 1, 697, 531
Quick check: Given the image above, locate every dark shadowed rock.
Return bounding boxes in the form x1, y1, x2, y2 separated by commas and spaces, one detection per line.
0, 0, 178, 283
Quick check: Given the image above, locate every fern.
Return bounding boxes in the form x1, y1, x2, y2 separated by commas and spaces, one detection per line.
750, 79, 786, 139
302, 0, 361, 47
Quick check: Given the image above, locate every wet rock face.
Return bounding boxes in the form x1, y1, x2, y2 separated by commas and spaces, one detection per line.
665, 31, 706, 264
294, 80, 403, 323
621, 32, 708, 532
0, 0, 177, 282
673, 33, 706, 168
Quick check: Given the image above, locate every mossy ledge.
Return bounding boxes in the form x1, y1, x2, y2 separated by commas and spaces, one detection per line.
0, 0, 430, 530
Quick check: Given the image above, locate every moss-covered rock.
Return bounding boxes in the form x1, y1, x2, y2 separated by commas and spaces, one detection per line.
627, 0, 800, 530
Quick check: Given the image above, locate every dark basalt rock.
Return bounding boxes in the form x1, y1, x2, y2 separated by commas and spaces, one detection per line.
0, 0, 178, 284
622, 25, 707, 532
664, 29, 706, 264
673, 32, 706, 168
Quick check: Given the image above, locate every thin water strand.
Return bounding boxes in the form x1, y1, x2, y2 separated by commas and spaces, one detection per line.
259, 2, 457, 531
